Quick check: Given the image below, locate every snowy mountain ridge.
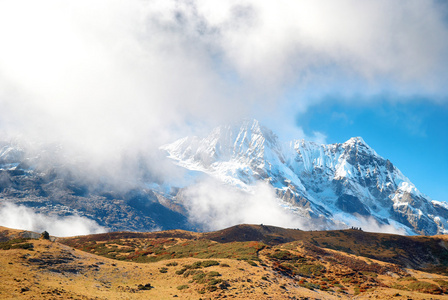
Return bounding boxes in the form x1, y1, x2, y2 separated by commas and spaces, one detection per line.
1, 119, 447, 235
162, 119, 447, 235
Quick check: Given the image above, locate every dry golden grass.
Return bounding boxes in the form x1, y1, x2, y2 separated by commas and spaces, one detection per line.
0, 238, 327, 299
2, 225, 448, 300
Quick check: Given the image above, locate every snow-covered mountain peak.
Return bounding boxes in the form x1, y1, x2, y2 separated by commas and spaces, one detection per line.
345, 136, 366, 145
163, 119, 447, 235
162, 119, 282, 168
229, 118, 279, 148
342, 136, 379, 157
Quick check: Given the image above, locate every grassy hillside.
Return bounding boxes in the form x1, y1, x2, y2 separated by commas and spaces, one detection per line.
2, 225, 448, 299
61, 224, 448, 274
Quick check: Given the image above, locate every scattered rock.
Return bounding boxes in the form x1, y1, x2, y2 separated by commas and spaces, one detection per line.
41, 231, 50, 240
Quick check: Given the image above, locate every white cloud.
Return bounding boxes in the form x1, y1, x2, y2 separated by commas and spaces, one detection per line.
336, 214, 408, 235
0, 202, 107, 237
182, 178, 310, 231
201, 0, 448, 96
182, 178, 410, 234
0, 0, 446, 179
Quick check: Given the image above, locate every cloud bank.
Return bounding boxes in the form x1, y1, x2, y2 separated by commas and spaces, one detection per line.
182, 179, 410, 234
333, 213, 408, 235
182, 179, 313, 231
0, 1, 446, 165
0, 202, 106, 237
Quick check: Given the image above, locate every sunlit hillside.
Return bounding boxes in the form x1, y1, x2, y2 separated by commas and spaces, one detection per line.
2, 225, 448, 299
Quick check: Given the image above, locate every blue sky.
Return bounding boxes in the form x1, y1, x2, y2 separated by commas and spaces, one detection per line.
294, 98, 448, 202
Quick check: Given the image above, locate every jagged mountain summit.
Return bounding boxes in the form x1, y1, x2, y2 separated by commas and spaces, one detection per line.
162, 119, 448, 235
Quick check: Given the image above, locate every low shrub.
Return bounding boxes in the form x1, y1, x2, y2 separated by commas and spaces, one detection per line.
175, 267, 187, 275
0, 238, 33, 250
397, 275, 417, 281
208, 278, 223, 286
176, 285, 189, 290
268, 250, 299, 261
299, 282, 320, 290
183, 269, 203, 278
137, 283, 153, 290
296, 264, 325, 277
407, 281, 442, 294
207, 271, 221, 277
192, 272, 206, 283
247, 260, 257, 266
201, 260, 220, 267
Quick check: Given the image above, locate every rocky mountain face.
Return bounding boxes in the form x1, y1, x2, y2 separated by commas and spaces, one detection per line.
162, 119, 448, 235
1, 120, 447, 235
0, 142, 190, 232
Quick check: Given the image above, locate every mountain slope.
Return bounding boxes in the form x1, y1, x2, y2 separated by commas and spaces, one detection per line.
0, 143, 191, 233
60, 223, 448, 274
163, 119, 447, 235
